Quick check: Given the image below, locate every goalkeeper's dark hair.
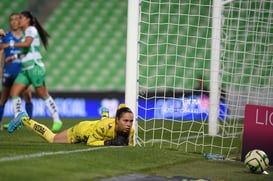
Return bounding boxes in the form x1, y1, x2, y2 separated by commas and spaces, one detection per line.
20, 11, 50, 50
115, 106, 133, 120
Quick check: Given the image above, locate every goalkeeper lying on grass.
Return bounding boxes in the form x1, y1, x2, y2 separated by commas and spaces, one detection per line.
7, 104, 134, 146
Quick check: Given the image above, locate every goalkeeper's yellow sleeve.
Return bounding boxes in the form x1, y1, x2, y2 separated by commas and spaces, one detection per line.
86, 118, 135, 146
86, 118, 116, 146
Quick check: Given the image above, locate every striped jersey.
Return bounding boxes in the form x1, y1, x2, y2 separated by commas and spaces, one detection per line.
21, 26, 44, 70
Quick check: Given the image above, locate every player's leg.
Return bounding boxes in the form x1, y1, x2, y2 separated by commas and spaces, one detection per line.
8, 112, 56, 143
23, 117, 56, 143
10, 71, 30, 117
54, 123, 83, 144
0, 86, 10, 130
23, 85, 33, 118
53, 130, 69, 143
10, 83, 26, 117
35, 86, 63, 132
0, 73, 16, 129
29, 65, 62, 132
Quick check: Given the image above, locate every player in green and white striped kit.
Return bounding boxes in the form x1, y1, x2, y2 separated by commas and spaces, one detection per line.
0, 11, 63, 132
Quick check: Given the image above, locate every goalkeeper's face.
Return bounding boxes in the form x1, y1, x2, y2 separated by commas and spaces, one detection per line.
116, 112, 134, 133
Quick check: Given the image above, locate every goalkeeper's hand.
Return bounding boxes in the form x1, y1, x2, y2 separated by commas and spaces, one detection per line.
104, 132, 129, 146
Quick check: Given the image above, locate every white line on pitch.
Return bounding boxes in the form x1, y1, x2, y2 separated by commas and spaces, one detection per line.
0, 146, 120, 163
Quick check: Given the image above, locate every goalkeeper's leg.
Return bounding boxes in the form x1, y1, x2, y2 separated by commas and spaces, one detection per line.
22, 116, 56, 143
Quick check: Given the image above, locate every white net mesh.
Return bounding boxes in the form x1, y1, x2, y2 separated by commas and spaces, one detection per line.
137, 0, 273, 158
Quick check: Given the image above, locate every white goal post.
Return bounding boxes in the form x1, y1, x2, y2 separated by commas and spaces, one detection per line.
125, 0, 140, 145
126, 0, 273, 158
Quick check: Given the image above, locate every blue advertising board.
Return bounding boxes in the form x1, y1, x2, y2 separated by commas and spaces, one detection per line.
3, 98, 123, 118
3, 94, 227, 120
139, 94, 227, 121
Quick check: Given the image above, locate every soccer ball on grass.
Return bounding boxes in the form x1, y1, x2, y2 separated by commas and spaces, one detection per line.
244, 149, 269, 173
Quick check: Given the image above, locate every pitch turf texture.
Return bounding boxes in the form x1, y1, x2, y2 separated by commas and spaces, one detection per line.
0, 118, 272, 181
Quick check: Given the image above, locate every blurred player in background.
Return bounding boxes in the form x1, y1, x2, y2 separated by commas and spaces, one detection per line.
8, 104, 134, 146
0, 29, 5, 36
0, 11, 62, 132
0, 13, 33, 130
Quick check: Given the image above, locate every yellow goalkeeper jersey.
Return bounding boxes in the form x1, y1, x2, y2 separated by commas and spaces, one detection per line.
67, 118, 134, 146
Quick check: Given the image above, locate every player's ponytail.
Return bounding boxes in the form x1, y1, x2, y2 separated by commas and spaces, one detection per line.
21, 11, 50, 50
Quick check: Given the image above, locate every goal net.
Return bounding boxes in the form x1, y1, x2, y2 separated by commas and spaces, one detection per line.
133, 0, 273, 158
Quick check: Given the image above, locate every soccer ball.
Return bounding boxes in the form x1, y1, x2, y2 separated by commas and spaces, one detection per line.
244, 149, 269, 173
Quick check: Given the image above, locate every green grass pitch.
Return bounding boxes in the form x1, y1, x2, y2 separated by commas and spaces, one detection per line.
0, 118, 272, 181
